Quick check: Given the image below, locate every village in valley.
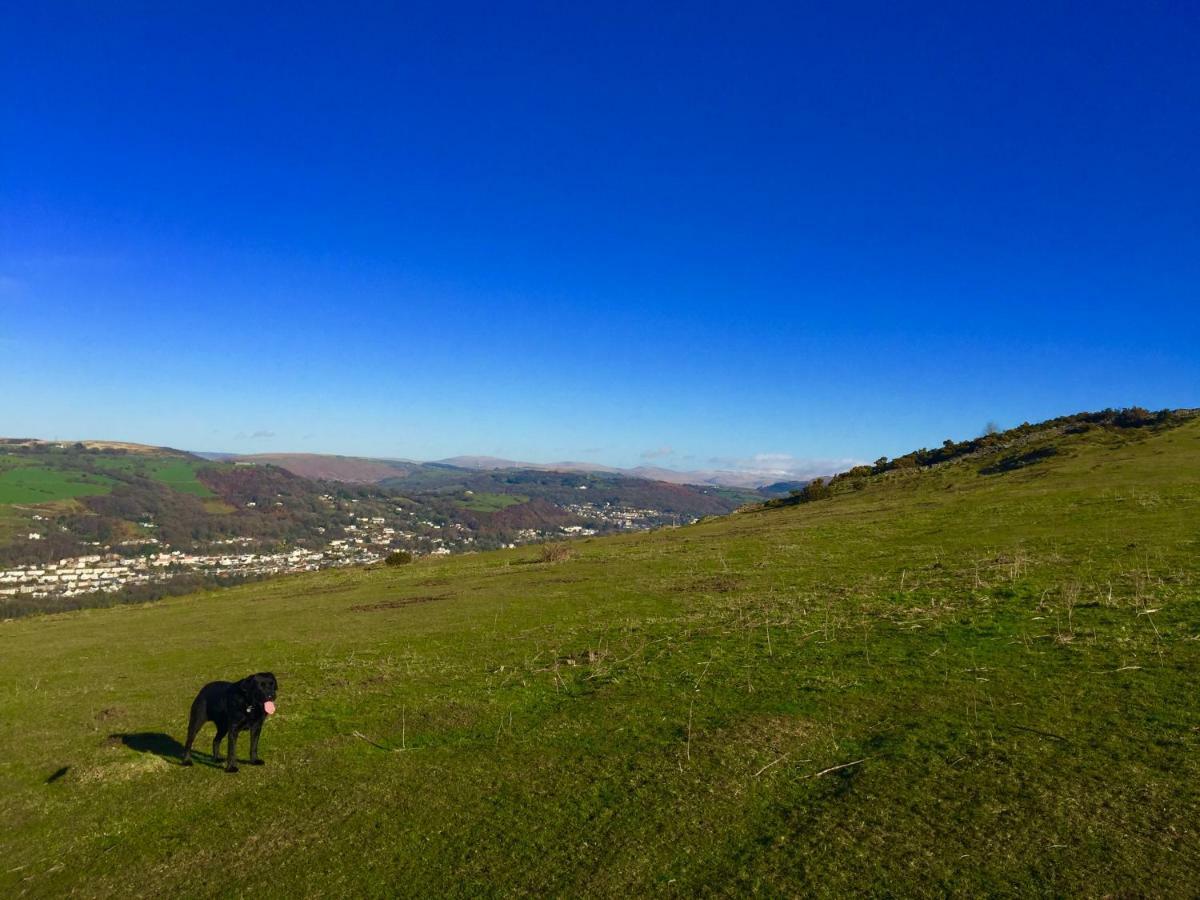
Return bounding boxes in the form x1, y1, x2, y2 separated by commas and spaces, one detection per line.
0, 500, 691, 604
0, 440, 752, 615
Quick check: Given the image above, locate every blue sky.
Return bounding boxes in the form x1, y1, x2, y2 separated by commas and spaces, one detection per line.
3, 3, 1197, 478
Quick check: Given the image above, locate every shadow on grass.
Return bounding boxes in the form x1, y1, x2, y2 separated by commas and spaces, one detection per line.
46, 766, 70, 783
980, 446, 1059, 475
111, 732, 221, 768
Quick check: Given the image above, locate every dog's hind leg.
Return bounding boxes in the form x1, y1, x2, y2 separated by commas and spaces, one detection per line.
211, 723, 228, 762
182, 701, 206, 766
224, 727, 240, 773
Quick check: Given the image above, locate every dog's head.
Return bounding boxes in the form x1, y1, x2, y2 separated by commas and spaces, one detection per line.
239, 672, 278, 714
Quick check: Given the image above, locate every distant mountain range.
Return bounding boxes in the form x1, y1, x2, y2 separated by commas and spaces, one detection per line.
196, 452, 420, 483
208, 452, 815, 490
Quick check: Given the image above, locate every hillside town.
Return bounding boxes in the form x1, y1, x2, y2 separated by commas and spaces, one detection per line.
564, 501, 688, 530
0, 502, 697, 605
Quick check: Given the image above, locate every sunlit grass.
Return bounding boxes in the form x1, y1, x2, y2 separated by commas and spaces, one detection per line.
1, 420, 1198, 896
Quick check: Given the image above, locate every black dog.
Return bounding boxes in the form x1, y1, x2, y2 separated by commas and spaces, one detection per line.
182, 672, 278, 772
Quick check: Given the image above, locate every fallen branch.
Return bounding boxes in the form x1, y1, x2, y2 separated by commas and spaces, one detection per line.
753, 754, 790, 778
1009, 724, 1070, 744
802, 758, 866, 780
352, 730, 400, 752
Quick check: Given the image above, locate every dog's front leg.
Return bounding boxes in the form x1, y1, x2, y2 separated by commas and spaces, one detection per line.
249, 719, 265, 765
224, 727, 240, 773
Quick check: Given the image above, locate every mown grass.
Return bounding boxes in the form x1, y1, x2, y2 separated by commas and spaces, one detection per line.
1, 420, 1198, 896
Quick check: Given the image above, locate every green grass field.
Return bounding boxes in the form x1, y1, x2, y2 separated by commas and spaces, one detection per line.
93, 456, 215, 498
2, 420, 1198, 896
142, 459, 215, 497
0, 453, 214, 508
0, 460, 115, 505
457, 491, 530, 512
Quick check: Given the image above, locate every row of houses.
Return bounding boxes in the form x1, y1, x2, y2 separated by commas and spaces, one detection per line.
0, 543, 382, 601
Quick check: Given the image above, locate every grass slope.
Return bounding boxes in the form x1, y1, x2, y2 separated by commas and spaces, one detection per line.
2, 420, 1199, 896
0, 451, 214, 507
92, 456, 215, 498
0, 458, 116, 504
457, 492, 530, 513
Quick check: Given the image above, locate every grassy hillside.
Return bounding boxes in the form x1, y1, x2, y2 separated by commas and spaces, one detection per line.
457, 491, 530, 513
0, 442, 212, 505
0, 444, 346, 570
227, 453, 418, 483
1, 418, 1198, 895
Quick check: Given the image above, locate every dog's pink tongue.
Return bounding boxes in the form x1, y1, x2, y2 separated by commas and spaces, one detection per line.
264, 701, 276, 715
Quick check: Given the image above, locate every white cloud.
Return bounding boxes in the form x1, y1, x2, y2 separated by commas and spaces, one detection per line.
707, 453, 864, 480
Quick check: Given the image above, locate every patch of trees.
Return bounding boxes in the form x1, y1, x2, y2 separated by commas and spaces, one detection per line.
0, 532, 85, 568
764, 477, 832, 508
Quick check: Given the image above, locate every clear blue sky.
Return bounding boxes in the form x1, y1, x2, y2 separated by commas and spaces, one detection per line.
3, 3, 1196, 477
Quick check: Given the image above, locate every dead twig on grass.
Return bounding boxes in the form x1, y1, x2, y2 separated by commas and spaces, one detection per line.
685, 698, 694, 762
352, 730, 397, 752
1009, 724, 1070, 744
352, 728, 415, 753
802, 758, 866, 780
753, 754, 794, 778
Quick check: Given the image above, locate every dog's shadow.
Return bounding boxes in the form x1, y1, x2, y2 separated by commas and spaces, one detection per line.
111, 732, 221, 768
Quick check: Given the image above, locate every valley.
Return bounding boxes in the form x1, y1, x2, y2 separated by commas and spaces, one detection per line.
0, 441, 760, 617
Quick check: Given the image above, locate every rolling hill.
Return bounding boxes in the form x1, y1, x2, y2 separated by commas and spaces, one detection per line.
0, 442, 345, 565
0, 442, 760, 615
226, 450, 817, 490
437, 455, 811, 489
218, 453, 421, 483
2, 409, 1197, 894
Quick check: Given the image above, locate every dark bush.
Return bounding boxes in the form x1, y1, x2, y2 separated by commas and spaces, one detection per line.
385, 551, 413, 566
1113, 407, 1155, 427
800, 478, 832, 502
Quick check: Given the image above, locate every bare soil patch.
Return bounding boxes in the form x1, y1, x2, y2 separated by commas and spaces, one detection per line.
676, 574, 745, 594
350, 594, 451, 612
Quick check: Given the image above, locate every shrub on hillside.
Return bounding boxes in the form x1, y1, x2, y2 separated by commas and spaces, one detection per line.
777, 478, 832, 507
385, 551, 413, 566
1113, 406, 1156, 428
538, 542, 573, 563
800, 478, 831, 502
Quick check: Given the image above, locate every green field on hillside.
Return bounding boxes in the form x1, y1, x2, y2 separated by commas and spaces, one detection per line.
0, 452, 215, 508
93, 456, 216, 497
0, 460, 115, 504
456, 491, 529, 512
2, 420, 1198, 896
143, 459, 215, 497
